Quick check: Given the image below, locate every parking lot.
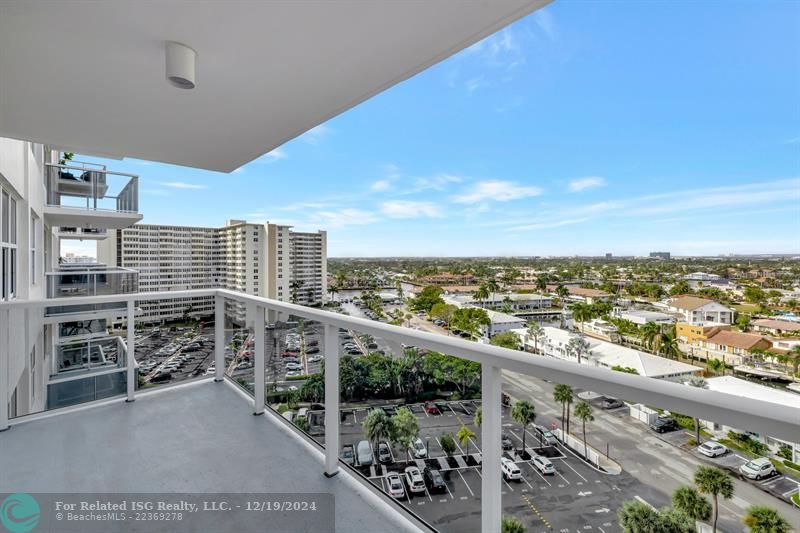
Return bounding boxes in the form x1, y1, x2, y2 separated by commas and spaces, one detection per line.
135, 326, 218, 385
309, 399, 665, 533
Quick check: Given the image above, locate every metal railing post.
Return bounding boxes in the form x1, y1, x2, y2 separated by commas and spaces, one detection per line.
126, 300, 136, 402
253, 305, 265, 415
481, 364, 502, 533
215, 294, 224, 382
324, 323, 340, 477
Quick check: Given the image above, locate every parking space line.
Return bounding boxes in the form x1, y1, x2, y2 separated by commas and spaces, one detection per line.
527, 465, 552, 486
555, 470, 571, 485
519, 472, 534, 489
443, 479, 455, 500
561, 459, 588, 482
456, 469, 475, 497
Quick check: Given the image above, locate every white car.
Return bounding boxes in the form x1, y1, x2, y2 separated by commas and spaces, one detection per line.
404, 466, 426, 494
697, 441, 727, 458
501, 457, 521, 481
531, 454, 555, 475
411, 438, 427, 459
285, 362, 302, 371
739, 457, 776, 480
204, 367, 215, 375
308, 355, 323, 363
286, 370, 301, 377
386, 472, 406, 499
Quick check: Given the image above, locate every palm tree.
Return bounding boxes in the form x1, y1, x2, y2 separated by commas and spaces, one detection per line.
457, 425, 476, 454
534, 276, 547, 293
687, 377, 708, 444
672, 486, 711, 523
618, 500, 661, 533
571, 302, 592, 333
526, 321, 544, 354
473, 283, 490, 307
566, 335, 591, 365
501, 515, 526, 533
707, 358, 725, 376
694, 466, 734, 533
553, 384, 574, 437
573, 401, 594, 461
657, 332, 682, 360
486, 279, 500, 306
742, 505, 790, 533
473, 407, 482, 428
736, 314, 752, 332
641, 321, 661, 351
511, 400, 536, 453
556, 284, 570, 328
790, 345, 800, 376
363, 409, 394, 451
785, 298, 799, 313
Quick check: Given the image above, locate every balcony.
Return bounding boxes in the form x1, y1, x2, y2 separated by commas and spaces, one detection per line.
44, 161, 143, 229
45, 264, 138, 317
1, 289, 799, 533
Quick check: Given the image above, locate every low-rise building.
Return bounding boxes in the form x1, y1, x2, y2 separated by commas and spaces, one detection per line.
690, 329, 772, 366
580, 319, 621, 343
665, 296, 733, 325
614, 308, 677, 326
482, 309, 527, 337
518, 327, 701, 381
444, 292, 552, 311
547, 285, 612, 304
753, 318, 800, 336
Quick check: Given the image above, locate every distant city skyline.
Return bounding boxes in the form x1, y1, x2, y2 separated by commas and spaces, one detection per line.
65, 1, 800, 258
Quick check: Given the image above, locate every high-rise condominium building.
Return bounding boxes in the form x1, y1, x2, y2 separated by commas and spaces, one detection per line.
97, 220, 327, 324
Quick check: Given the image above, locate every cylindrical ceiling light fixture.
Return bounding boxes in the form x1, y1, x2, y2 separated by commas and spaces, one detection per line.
165, 41, 196, 89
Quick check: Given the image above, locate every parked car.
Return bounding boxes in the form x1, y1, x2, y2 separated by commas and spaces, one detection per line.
386, 472, 405, 500
531, 454, 556, 475
285, 370, 301, 377
306, 347, 320, 354
698, 441, 728, 458
285, 362, 302, 371
739, 457, 776, 480
602, 397, 624, 409
501, 433, 513, 450
501, 457, 521, 481
377, 442, 393, 464
501, 392, 511, 406
424, 401, 440, 415
535, 426, 558, 446
650, 416, 678, 433
404, 466, 426, 494
356, 440, 374, 466
341, 445, 355, 465
308, 355, 323, 363
235, 361, 252, 370
423, 467, 446, 493
411, 438, 427, 459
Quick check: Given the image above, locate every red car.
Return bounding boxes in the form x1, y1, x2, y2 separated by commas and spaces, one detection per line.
283, 351, 299, 357
424, 401, 440, 415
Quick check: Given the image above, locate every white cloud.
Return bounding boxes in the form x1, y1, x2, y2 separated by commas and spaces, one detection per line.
453, 180, 543, 204
371, 180, 391, 192
506, 218, 589, 232
465, 76, 488, 92
408, 173, 463, 193
313, 209, 377, 228
142, 188, 171, 196
163, 181, 207, 190
532, 9, 557, 41
301, 124, 331, 145
381, 201, 443, 219
259, 147, 288, 162
568, 176, 607, 192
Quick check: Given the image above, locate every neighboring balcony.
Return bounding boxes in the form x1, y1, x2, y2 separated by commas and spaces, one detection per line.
55, 226, 108, 240
45, 264, 138, 316
44, 161, 143, 229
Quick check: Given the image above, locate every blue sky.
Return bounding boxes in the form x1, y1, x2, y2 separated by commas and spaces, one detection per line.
70, 1, 800, 258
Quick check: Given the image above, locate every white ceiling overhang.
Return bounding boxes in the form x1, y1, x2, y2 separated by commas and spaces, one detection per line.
0, 1, 550, 172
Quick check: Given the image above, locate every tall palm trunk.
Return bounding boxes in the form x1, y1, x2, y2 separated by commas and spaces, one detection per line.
582, 422, 588, 459
695, 417, 701, 444
711, 494, 718, 533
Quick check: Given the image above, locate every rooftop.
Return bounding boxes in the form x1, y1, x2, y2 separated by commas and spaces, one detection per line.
666, 296, 721, 310
705, 330, 769, 350
705, 376, 800, 409
753, 318, 800, 332
0, 379, 419, 533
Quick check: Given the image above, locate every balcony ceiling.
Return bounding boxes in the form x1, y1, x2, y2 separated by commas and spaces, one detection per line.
0, 1, 549, 172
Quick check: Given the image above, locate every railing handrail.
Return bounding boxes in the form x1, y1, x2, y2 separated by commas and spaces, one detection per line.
45, 162, 138, 180
46, 267, 139, 276
1, 288, 799, 443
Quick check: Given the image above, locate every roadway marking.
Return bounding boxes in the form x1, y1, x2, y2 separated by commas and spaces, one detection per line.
522, 494, 553, 530
456, 469, 475, 497
555, 470, 571, 485
561, 460, 588, 482
443, 480, 455, 500
634, 495, 654, 509
528, 465, 553, 486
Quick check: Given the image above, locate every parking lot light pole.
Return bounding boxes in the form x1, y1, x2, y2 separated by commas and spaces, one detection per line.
253, 305, 265, 415
126, 299, 136, 403
481, 364, 502, 533
214, 293, 224, 382
324, 323, 340, 478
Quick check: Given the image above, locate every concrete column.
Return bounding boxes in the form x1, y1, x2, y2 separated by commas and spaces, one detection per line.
253, 305, 265, 415
0, 309, 9, 430
481, 364, 502, 533
126, 300, 136, 402
324, 323, 340, 477
214, 294, 224, 382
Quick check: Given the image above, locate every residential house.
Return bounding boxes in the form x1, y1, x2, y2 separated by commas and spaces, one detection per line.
665, 296, 733, 325
691, 329, 772, 366
753, 318, 800, 336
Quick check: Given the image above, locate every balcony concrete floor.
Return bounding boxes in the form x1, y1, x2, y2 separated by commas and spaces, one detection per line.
0, 380, 420, 533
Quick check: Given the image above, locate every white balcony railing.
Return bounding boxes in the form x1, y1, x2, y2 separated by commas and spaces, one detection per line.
1, 288, 799, 532
45, 161, 139, 214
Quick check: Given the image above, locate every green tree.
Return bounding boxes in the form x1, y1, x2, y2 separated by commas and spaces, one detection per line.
566, 335, 591, 364
300, 373, 325, 403
553, 383, 574, 436
430, 302, 457, 329
511, 400, 536, 452
472, 283, 490, 306
618, 500, 661, 533
534, 276, 548, 293
473, 406, 482, 428
670, 280, 692, 295
526, 321, 544, 353
743, 286, 766, 305
457, 425, 476, 454
440, 433, 457, 457
501, 515, 526, 533
687, 377, 708, 444
657, 331, 682, 360
391, 407, 420, 462
451, 307, 490, 339
707, 358, 725, 376
490, 331, 520, 350
571, 302, 593, 333
641, 321, 662, 351
742, 506, 790, 533
294, 416, 311, 433
556, 284, 570, 328
672, 486, 711, 523
410, 285, 445, 313
736, 314, 753, 332
363, 408, 394, 450
573, 401, 594, 461
694, 466, 734, 533
422, 352, 481, 395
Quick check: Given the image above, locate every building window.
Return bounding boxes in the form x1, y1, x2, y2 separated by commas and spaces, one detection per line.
1, 189, 18, 300
30, 212, 38, 283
